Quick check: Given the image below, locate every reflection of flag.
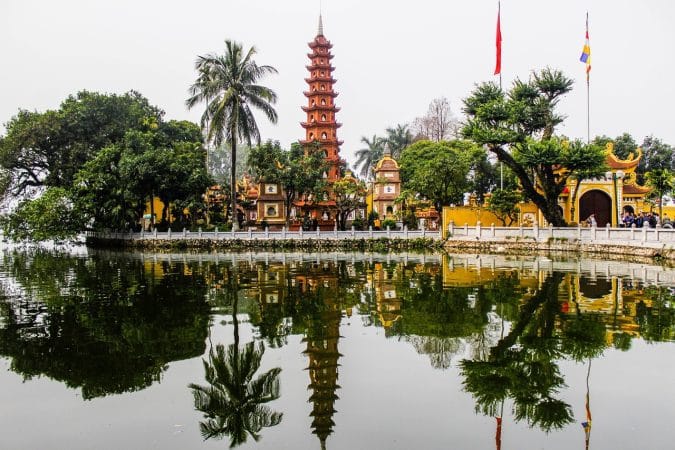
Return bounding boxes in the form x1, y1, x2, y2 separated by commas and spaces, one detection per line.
494, 2, 502, 75
580, 14, 591, 81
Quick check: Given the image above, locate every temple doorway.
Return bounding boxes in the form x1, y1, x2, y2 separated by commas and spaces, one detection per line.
579, 190, 612, 227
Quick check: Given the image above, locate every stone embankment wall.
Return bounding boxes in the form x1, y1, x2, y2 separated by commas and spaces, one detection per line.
443, 237, 675, 261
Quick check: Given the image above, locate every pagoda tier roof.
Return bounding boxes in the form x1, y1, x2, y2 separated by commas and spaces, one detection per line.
299, 138, 344, 145
307, 53, 334, 60
308, 39, 333, 49
301, 105, 341, 113
301, 122, 342, 129
622, 183, 651, 195
306, 64, 334, 72
304, 91, 338, 98
305, 77, 337, 84
605, 143, 642, 170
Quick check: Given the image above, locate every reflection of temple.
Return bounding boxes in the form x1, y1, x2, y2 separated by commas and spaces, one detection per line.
440, 254, 659, 340
368, 262, 402, 331
299, 262, 342, 450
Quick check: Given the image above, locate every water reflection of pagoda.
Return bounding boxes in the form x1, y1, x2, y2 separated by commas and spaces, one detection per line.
298, 262, 342, 450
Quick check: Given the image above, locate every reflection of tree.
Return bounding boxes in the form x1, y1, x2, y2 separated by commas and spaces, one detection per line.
460, 273, 576, 432
0, 249, 210, 399
189, 342, 282, 447
191, 262, 282, 447
636, 287, 675, 341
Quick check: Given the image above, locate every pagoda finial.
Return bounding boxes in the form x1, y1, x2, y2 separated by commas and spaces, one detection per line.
384, 141, 392, 157
318, 13, 324, 36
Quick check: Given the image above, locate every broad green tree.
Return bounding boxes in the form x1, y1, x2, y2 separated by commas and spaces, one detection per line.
0, 91, 161, 196
645, 168, 674, 219
462, 68, 606, 226
186, 40, 278, 231
639, 136, 673, 184
0, 187, 82, 242
399, 140, 475, 213
247, 141, 327, 227
333, 177, 367, 231
487, 189, 521, 226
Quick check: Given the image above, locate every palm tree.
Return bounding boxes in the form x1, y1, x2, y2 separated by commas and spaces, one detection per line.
384, 123, 413, 158
353, 135, 384, 179
186, 40, 278, 230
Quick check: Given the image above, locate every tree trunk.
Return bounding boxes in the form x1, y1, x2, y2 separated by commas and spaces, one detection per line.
231, 136, 239, 231
490, 145, 567, 226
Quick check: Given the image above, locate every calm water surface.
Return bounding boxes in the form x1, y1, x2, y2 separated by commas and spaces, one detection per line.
0, 248, 674, 450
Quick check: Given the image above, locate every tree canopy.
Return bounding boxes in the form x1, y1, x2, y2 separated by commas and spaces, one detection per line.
399, 140, 477, 212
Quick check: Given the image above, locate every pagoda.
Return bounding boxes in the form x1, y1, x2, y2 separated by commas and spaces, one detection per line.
296, 15, 344, 227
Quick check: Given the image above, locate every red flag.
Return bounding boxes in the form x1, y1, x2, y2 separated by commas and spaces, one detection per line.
494, 2, 502, 75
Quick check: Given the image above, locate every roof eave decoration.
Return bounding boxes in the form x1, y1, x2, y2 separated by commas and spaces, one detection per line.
604, 142, 642, 170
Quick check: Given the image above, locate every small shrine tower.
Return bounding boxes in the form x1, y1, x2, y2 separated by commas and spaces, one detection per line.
372, 144, 401, 219
300, 15, 343, 182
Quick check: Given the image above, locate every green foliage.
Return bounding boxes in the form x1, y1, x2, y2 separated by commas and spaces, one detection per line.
399, 139, 475, 212
381, 218, 397, 230
645, 168, 675, 218
72, 121, 210, 231
333, 176, 367, 231
1, 188, 83, 242
462, 68, 606, 226
0, 91, 162, 195
487, 189, 521, 226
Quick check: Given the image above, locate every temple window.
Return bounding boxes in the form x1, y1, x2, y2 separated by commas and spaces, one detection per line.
320, 71, 325, 76
310, 115, 315, 122
321, 99, 326, 105
311, 100, 315, 106
321, 114, 327, 121
320, 85, 325, 91
321, 132, 327, 139
309, 133, 314, 139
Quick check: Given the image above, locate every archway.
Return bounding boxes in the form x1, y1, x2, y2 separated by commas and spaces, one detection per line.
579, 190, 612, 227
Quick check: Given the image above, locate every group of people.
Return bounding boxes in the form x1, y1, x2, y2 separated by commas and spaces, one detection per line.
584, 211, 673, 228
620, 211, 672, 228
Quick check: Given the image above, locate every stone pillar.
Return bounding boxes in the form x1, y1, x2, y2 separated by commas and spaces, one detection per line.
476, 221, 482, 239
533, 223, 539, 240
605, 223, 610, 239
448, 220, 454, 237
199, 227, 202, 238
491, 223, 495, 238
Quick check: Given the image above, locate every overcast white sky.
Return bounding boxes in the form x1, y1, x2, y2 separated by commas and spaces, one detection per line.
2, 0, 675, 167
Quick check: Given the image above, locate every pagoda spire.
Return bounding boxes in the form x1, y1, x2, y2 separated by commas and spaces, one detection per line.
318, 13, 324, 36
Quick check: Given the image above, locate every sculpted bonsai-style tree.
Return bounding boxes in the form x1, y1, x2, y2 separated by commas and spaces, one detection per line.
462, 68, 605, 226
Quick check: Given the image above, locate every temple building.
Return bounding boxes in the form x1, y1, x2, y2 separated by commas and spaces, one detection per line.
556, 143, 651, 227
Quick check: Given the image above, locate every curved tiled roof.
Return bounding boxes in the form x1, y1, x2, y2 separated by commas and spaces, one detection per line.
605, 143, 642, 170
375, 155, 399, 171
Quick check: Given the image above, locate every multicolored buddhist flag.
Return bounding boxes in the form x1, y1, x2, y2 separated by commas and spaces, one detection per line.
494, 2, 502, 75
580, 13, 591, 81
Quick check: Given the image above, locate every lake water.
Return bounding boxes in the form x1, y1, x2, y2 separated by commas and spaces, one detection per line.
0, 248, 673, 450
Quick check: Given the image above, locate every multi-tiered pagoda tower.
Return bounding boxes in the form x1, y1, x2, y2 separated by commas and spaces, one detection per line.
300, 15, 343, 182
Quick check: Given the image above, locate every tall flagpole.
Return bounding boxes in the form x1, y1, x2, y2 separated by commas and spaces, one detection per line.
584, 12, 591, 144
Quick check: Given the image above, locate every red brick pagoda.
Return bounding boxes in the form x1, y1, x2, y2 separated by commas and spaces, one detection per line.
295, 15, 345, 229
